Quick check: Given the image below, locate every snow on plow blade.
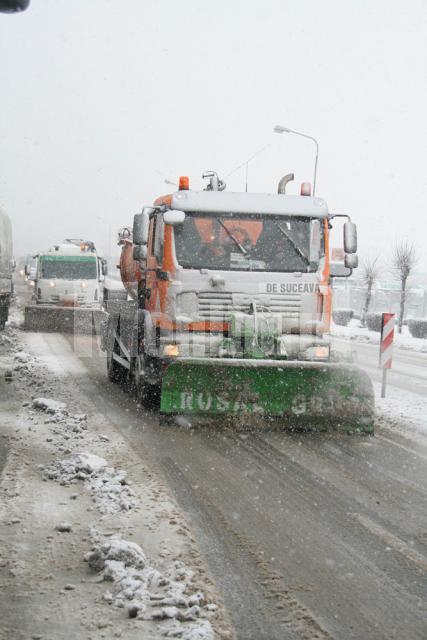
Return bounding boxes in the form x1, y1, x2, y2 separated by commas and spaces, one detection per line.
160, 359, 375, 433
24, 305, 105, 335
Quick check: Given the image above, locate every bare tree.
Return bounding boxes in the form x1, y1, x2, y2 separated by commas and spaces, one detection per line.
392, 241, 418, 333
360, 256, 381, 327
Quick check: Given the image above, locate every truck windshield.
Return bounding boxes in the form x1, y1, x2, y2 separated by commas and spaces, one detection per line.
174, 213, 323, 272
40, 257, 97, 280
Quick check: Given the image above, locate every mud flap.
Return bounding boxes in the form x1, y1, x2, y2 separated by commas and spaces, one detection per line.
160, 359, 375, 433
24, 305, 106, 335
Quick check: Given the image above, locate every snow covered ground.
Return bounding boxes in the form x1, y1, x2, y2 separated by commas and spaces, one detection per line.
332, 320, 427, 438
375, 385, 427, 440
0, 323, 232, 640
332, 319, 427, 353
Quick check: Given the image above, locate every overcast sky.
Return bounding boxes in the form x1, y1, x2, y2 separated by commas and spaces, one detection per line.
1, 0, 426, 274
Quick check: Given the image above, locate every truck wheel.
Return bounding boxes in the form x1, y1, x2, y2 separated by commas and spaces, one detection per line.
107, 351, 127, 385
133, 355, 161, 410
107, 330, 127, 386
0, 304, 7, 331
136, 378, 161, 410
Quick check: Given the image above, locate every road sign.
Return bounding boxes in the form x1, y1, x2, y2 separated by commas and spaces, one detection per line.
379, 313, 395, 397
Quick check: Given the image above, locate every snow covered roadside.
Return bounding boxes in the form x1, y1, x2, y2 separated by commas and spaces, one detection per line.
375, 384, 427, 440
0, 325, 233, 640
332, 319, 427, 353
331, 321, 427, 438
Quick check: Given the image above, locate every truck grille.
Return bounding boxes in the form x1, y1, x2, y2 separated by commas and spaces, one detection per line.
48, 294, 87, 304
197, 291, 301, 321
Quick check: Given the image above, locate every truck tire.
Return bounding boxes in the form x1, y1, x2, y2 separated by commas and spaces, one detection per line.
106, 320, 128, 387
136, 378, 161, 410
0, 300, 8, 331
107, 350, 127, 385
133, 354, 161, 410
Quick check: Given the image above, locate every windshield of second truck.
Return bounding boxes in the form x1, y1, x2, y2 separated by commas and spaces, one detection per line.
40, 256, 97, 280
174, 213, 323, 272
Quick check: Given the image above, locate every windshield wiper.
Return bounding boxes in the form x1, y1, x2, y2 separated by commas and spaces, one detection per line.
276, 222, 310, 266
218, 218, 248, 255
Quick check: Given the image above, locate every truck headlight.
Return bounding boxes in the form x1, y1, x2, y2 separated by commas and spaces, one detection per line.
164, 344, 179, 357
314, 346, 329, 359
304, 345, 330, 360
49, 281, 55, 287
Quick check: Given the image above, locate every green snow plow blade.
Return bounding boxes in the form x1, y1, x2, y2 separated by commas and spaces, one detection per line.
24, 305, 105, 335
160, 359, 375, 433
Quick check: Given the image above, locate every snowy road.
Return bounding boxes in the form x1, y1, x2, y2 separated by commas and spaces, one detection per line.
22, 330, 427, 640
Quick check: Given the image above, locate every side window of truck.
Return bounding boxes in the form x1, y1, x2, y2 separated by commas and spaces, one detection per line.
153, 214, 164, 264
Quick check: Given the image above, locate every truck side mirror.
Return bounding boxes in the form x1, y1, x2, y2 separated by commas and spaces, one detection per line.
24, 264, 29, 276
101, 259, 108, 276
345, 253, 358, 269
133, 207, 154, 245
344, 221, 357, 254
133, 245, 147, 261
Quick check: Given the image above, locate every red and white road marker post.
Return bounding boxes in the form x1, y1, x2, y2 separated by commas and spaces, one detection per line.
379, 313, 395, 398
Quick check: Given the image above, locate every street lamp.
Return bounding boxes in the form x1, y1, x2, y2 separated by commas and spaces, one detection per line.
273, 125, 319, 195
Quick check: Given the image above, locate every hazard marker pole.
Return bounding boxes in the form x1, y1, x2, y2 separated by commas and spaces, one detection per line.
379, 313, 395, 398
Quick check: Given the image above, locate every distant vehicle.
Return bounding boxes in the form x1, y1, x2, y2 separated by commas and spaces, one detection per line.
21, 254, 37, 283
0, 0, 30, 13
0, 207, 14, 330
24, 239, 107, 333
102, 170, 374, 432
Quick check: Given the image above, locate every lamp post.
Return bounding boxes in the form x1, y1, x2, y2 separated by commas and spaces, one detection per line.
273, 125, 319, 195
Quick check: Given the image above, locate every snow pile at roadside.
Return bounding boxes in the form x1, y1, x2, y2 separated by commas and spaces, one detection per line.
332, 320, 427, 353
14, 350, 34, 364
13, 349, 39, 373
32, 397, 67, 414
85, 533, 215, 638
0, 329, 16, 348
376, 386, 427, 436
1, 334, 55, 401
42, 452, 137, 514
32, 397, 90, 435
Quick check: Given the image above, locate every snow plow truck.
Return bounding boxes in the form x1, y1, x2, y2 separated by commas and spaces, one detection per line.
24, 239, 107, 334
102, 171, 374, 431
0, 207, 14, 330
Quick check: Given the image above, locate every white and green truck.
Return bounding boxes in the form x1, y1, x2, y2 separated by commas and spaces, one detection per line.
24, 239, 107, 333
